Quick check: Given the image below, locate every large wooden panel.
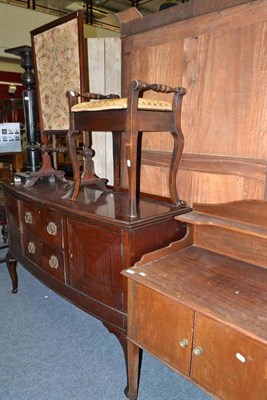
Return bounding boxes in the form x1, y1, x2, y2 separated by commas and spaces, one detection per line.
192, 314, 266, 400
130, 282, 194, 376
121, 0, 267, 205
87, 38, 121, 185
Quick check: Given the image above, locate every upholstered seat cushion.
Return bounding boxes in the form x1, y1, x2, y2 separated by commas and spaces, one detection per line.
71, 97, 172, 112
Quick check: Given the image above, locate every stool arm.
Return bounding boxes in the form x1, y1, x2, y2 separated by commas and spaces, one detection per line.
130, 79, 186, 96
66, 90, 120, 108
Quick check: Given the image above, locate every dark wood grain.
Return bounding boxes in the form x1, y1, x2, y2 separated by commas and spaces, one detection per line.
3, 179, 189, 386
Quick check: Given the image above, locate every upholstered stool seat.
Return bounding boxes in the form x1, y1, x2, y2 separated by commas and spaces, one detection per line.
71, 97, 172, 112
66, 80, 186, 218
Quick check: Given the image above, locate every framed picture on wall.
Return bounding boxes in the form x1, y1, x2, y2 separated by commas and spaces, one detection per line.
0, 123, 21, 153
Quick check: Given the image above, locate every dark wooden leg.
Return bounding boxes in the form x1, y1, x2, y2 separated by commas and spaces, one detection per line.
169, 128, 184, 205
6, 250, 18, 293
125, 130, 138, 219
125, 341, 142, 400
170, 89, 186, 206
102, 322, 142, 399
65, 130, 81, 200
24, 152, 66, 188
112, 131, 122, 192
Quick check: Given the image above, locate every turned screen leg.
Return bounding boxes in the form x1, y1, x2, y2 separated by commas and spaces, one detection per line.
6, 250, 18, 293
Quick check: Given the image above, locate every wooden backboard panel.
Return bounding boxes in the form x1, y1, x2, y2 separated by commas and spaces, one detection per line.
121, 0, 267, 205
87, 37, 121, 185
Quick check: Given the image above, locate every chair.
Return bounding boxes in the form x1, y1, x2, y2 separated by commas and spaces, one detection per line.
0, 98, 24, 123
29, 10, 88, 184
65, 80, 187, 218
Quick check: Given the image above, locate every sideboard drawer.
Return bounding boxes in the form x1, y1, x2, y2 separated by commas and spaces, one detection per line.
21, 201, 63, 247
23, 230, 65, 282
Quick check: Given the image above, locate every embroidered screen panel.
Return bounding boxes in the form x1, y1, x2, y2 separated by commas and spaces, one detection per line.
33, 18, 81, 131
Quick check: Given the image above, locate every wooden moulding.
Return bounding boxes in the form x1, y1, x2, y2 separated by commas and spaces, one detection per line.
120, 0, 254, 37
176, 200, 267, 268
142, 151, 267, 181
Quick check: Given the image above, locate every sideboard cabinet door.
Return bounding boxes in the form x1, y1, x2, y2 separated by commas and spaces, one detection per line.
129, 283, 194, 376
191, 314, 266, 400
67, 219, 123, 310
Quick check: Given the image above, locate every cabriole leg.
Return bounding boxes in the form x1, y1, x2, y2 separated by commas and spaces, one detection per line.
6, 250, 18, 293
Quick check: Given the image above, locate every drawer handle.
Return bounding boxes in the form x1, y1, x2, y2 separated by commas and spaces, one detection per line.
25, 212, 33, 224
47, 222, 57, 236
179, 339, 188, 349
28, 241, 36, 254
193, 346, 203, 356
49, 255, 59, 269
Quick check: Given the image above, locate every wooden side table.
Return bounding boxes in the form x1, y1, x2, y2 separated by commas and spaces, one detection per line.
122, 200, 267, 400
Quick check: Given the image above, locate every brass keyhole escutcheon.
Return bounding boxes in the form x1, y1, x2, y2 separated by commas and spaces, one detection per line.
47, 222, 57, 236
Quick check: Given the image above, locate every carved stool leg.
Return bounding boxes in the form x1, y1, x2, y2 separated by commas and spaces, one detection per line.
65, 130, 81, 200
6, 250, 18, 293
112, 131, 122, 192
169, 129, 184, 205
125, 130, 138, 218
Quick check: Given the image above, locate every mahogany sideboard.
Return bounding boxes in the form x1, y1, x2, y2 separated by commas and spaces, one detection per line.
123, 200, 267, 400
3, 179, 190, 384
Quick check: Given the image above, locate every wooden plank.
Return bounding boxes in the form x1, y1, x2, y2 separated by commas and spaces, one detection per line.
104, 38, 121, 186
88, 38, 106, 182
121, 0, 254, 37
122, 246, 267, 341
116, 7, 142, 25
142, 152, 266, 181
121, 0, 267, 204
176, 212, 267, 238
87, 38, 121, 186
192, 199, 267, 227
194, 224, 267, 268
122, 0, 266, 50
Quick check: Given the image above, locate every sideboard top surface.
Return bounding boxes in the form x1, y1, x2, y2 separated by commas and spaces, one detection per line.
3, 180, 190, 227
123, 245, 267, 342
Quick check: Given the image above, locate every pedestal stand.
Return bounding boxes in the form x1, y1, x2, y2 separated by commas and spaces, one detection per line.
5, 45, 40, 181
5, 46, 66, 187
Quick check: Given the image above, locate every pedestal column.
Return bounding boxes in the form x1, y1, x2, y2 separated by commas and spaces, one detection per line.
5, 45, 40, 173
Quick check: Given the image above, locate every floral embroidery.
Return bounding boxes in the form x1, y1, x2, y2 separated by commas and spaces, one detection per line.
34, 18, 81, 131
